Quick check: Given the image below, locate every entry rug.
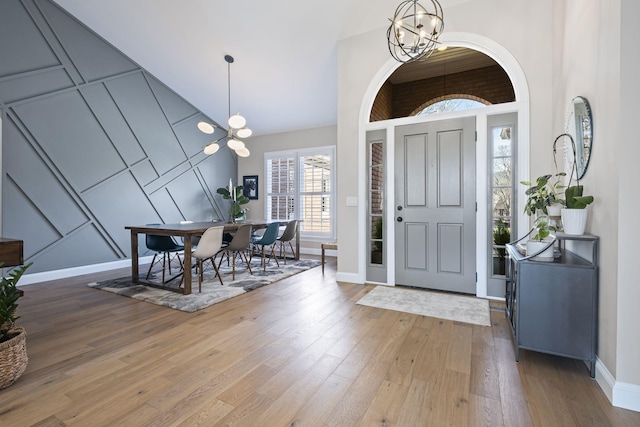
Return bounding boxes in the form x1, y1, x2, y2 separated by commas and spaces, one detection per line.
356, 285, 491, 327
88, 258, 320, 313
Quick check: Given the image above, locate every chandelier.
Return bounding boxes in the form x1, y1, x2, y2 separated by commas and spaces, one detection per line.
197, 55, 252, 157
387, 0, 445, 63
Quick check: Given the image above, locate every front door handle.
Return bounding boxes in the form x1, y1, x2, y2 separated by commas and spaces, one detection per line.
397, 217, 403, 222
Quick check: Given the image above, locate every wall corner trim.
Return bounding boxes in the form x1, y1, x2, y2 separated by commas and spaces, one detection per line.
596, 357, 640, 412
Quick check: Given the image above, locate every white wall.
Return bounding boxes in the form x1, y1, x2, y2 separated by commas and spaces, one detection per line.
336, 0, 555, 276
238, 124, 337, 252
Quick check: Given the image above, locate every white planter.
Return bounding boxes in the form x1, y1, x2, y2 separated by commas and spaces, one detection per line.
561, 208, 587, 235
526, 240, 555, 262
547, 203, 562, 219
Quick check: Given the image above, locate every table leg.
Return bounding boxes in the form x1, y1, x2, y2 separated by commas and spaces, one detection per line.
131, 231, 139, 283
183, 236, 192, 295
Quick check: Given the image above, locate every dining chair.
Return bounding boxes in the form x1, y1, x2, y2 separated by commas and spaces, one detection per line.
276, 220, 298, 264
217, 224, 253, 280
190, 226, 224, 292
251, 222, 281, 271
145, 225, 184, 284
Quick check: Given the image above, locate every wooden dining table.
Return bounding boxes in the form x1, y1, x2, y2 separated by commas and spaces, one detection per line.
125, 220, 300, 295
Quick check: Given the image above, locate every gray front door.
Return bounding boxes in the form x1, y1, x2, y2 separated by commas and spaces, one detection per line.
394, 118, 476, 294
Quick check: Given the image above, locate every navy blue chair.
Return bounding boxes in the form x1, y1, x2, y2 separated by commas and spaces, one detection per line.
145, 225, 184, 284
251, 222, 281, 271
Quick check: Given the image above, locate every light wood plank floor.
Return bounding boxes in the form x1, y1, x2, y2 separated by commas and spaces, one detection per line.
1, 257, 639, 426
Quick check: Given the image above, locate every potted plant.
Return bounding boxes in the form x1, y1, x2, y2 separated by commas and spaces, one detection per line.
520, 177, 558, 260
217, 185, 249, 222
561, 184, 594, 235
0, 262, 31, 389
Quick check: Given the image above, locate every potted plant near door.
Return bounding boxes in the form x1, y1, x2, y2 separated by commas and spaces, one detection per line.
0, 262, 31, 389
520, 176, 559, 260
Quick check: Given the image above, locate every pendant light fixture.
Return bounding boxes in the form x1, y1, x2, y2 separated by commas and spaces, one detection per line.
198, 55, 252, 156
387, 0, 444, 63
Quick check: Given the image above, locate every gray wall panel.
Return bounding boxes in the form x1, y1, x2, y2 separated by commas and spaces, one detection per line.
3, 179, 62, 259
147, 76, 198, 125
131, 160, 159, 187
105, 73, 187, 175
82, 172, 161, 256
13, 90, 126, 192
0, 68, 73, 104
0, 0, 60, 77
37, 0, 138, 82
1, 0, 234, 274
4, 117, 89, 234
80, 84, 146, 165
30, 224, 120, 271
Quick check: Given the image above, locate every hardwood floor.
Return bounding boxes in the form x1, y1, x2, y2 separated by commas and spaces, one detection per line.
2, 257, 639, 426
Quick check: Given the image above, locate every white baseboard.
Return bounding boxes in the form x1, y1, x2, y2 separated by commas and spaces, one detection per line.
596, 357, 640, 412
17, 256, 154, 286
335, 271, 362, 284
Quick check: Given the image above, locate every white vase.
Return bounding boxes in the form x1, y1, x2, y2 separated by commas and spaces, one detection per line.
526, 240, 555, 262
561, 208, 587, 235
547, 203, 562, 219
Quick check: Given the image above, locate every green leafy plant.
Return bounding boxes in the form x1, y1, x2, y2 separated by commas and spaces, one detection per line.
216, 185, 249, 218
531, 214, 555, 241
565, 185, 594, 209
520, 173, 566, 216
0, 263, 32, 342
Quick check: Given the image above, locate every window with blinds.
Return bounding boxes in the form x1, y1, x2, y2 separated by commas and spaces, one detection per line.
265, 146, 335, 240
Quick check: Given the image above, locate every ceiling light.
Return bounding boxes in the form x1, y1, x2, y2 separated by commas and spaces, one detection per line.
203, 143, 220, 155
197, 55, 252, 157
387, 0, 444, 63
227, 138, 245, 151
236, 147, 250, 157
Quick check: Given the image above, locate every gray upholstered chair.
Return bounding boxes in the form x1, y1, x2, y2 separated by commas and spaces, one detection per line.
276, 220, 298, 264
217, 224, 253, 280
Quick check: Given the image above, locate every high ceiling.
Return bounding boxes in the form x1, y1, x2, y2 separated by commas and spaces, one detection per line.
54, 0, 476, 137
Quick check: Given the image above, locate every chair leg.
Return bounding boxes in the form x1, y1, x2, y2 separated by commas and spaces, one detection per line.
146, 254, 159, 280
281, 242, 287, 264
322, 244, 325, 275
241, 250, 253, 275
198, 259, 203, 293
270, 244, 280, 267
288, 241, 295, 260
210, 257, 224, 286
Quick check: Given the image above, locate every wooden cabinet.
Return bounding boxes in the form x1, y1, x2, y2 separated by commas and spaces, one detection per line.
505, 233, 599, 377
0, 238, 24, 267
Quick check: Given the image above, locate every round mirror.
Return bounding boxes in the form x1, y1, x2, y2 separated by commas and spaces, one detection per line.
565, 96, 593, 180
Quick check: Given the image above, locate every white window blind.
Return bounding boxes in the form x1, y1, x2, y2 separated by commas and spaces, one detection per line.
265, 146, 335, 240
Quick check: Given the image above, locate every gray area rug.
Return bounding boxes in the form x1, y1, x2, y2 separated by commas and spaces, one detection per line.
88, 258, 320, 312
356, 285, 491, 327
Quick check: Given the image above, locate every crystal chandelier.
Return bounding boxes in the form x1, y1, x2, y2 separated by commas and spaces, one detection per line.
387, 0, 445, 63
197, 55, 252, 157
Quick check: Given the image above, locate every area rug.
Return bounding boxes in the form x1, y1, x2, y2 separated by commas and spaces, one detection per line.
356, 285, 491, 327
88, 258, 320, 312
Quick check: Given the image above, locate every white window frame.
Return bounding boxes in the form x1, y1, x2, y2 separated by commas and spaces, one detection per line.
264, 146, 336, 241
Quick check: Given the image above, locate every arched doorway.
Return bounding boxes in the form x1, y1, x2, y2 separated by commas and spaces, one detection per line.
360, 33, 530, 299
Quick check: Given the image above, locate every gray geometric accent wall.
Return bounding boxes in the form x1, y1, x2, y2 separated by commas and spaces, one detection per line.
1, 0, 236, 273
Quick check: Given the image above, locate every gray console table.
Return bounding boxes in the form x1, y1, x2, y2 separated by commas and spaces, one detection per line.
505, 233, 599, 377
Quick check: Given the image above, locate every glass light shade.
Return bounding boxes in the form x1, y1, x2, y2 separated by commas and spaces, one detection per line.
236, 127, 252, 138
228, 113, 246, 129
227, 138, 245, 150
197, 121, 215, 134
203, 142, 220, 155
236, 147, 250, 157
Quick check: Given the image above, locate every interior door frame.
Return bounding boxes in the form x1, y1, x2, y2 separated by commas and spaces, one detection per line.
358, 35, 530, 299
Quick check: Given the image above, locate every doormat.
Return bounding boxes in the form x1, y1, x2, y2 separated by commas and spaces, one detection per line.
88, 258, 320, 312
356, 285, 491, 326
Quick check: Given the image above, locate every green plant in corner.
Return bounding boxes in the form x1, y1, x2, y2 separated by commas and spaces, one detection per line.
0, 262, 32, 342
493, 220, 511, 259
